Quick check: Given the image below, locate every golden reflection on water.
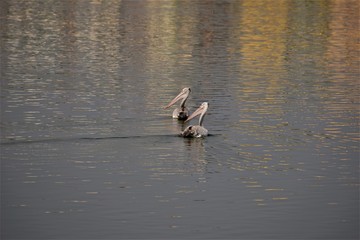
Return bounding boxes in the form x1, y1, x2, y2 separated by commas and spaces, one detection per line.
239, 0, 288, 76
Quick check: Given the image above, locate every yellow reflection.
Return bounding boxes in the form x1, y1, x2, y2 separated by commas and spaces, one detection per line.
238, 0, 288, 86
326, 0, 359, 76
228, 0, 289, 122
323, 0, 359, 110
272, 197, 288, 201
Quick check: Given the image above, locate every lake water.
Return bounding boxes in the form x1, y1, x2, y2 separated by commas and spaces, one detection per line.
1, 0, 359, 239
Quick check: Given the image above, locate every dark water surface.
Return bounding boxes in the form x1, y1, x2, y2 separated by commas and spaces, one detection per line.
1, 0, 359, 239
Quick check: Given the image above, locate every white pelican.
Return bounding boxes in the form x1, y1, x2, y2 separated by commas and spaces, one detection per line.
181, 102, 209, 138
164, 87, 191, 120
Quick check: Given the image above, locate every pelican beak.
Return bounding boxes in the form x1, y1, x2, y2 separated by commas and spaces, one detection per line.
164, 88, 190, 109
185, 104, 204, 123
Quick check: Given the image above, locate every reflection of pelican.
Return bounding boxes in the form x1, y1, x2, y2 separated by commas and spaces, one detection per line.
181, 102, 208, 138
164, 87, 191, 120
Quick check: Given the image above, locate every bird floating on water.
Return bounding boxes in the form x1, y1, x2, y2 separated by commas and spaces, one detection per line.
181, 102, 209, 138
164, 87, 191, 120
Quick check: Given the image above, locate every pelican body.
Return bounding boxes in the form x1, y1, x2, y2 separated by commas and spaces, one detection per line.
181, 102, 209, 138
164, 88, 191, 120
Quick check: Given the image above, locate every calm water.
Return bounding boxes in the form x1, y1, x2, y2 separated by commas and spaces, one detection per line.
1, 0, 359, 239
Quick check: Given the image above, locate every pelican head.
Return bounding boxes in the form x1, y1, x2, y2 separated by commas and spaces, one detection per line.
164, 87, 191, 120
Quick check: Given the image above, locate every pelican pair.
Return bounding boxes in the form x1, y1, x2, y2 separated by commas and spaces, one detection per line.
164, 88, 209, 138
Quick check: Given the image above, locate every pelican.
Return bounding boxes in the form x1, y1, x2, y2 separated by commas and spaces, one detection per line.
181, 102, 209, 138
164, 87, 191, 120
